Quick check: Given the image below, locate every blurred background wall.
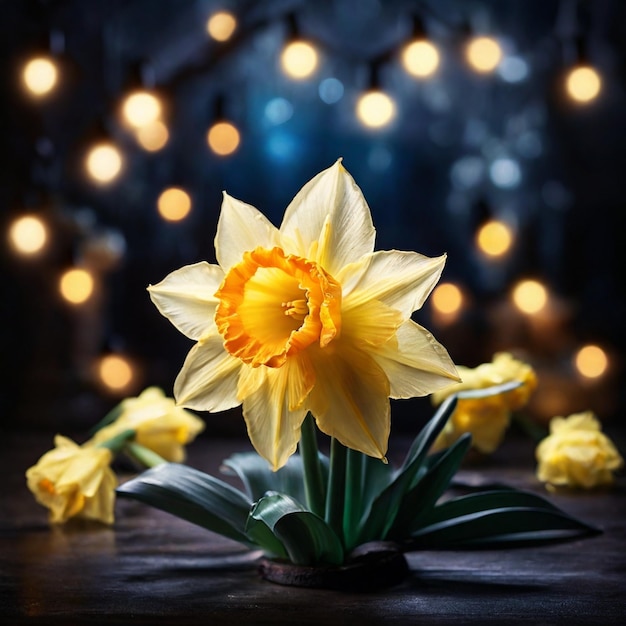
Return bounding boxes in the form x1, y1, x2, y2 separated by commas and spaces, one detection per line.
1, 0, 625, 437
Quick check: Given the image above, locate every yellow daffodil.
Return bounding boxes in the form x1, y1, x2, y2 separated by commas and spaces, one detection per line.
536, 411, 623, 490
432, 352, 537, 453
26, 435, 117, 524
148, 159, 459, 469
89, 387, 205, 462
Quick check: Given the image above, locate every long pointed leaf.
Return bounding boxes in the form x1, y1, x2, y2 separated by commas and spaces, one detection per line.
247, 492, 344, 566
117, 463, 252, 544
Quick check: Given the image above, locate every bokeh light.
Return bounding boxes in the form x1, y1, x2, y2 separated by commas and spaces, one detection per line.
281, 41, 319, 79
565, 66, 602, 103
22, 56, 58, 96
8, 215, 48, 255
431, 282, 464, 315
96, 354, 135, 393
85, 143, 123, 183
59, 268, 95, 305
206, 11, 237, 42
157, 187, 192, 222
512, 279, 548, 314
476, 220, 513, 257
401, 40, 440, 78
121, 91, 162, 128
356, 90, 396, 128
466, 36, 502, 73
574, 344, 609, 379
135, 120, 169, 151
207, 121, 240, 156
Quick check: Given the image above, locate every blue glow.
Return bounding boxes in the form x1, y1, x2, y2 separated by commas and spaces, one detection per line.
264, 97, 293, 125
265, 131, 299, 161
368, 146, 392, 171
498, 56, 529, 83
489, 157, 522, 188
318, 78, 344, 104
450, 156, 485, 190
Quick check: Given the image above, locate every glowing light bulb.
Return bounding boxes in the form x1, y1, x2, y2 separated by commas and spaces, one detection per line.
466, 36, 502, 73
281, 41, 319, 79
96, 354, 135, 393
356, 90, 396, 129
136, 120, 169, 151
565, 66, 602, 103
476, 220, 513, 257
574, 344, 608, 379
157, 187, 192, 222
512, 279, 548, 314
207, 121, 240, 156
59, 268, 95, 304
207, 11, 237, 41
121, 91, 162, 128
85, 143, 123, 183
402, 40, 440, 78
22, 56, 58, 96
8, 215, 47, 255
431, 282, 464, 315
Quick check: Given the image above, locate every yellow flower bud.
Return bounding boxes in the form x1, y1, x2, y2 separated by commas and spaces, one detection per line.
26, 435, 117, 524
536, 411, 623, 489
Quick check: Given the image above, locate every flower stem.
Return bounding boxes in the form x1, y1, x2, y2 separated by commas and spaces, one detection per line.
95, 428, 136, 454
298, 413, 326, 518
124, 441, 167, 468
343, 448, 364, 550
325, 438, 347, 544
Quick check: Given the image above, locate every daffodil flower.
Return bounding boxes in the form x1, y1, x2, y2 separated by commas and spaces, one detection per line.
26, 435, 117, 524
88, 387, 204, 462
148, 160, 459, 470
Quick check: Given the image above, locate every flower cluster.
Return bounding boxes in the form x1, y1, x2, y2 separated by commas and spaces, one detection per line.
536, 411, 623, 490
25, 387, 204, 524
430, 352, 537, 453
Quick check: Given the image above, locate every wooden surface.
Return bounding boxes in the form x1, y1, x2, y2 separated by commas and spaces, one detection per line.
2, 430, 625, 625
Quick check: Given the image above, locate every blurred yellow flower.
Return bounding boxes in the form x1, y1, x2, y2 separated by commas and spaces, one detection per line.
26, 435, 117, 524
431, 352, 537, 453
536, 411, 623, 490
148, 160, 459, 470
89, 387, 205, 462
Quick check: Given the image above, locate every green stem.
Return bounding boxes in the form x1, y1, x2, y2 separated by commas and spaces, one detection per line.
95, 428, 135, 454
298, 413, 325, 518
343, 448, 364, 550
325, 438, 347, 545
124, 441, 167, 468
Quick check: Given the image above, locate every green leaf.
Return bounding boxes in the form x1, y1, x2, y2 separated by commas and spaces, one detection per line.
406, 504, 599, 549
356, 396, 458, 544
388, 433, 471, 540
455, 380, 523, 399
116, 463, 253, 545
246, 492, 344, 566
221, 451, 328, 504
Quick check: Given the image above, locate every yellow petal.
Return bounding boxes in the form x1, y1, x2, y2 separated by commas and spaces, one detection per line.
341, 250, 447, 317
148, 262, 224, 340
371, 320, 460, 399
279, 160, 376, 277
174, 334, 242, 411
241, 360, 312, 470
308, 343, 390, 460
215, 192, 281, 271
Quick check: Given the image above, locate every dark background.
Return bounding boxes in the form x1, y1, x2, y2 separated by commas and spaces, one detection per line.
1, 0, 625, 438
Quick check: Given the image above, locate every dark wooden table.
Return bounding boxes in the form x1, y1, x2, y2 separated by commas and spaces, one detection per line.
2, 430, 625, 625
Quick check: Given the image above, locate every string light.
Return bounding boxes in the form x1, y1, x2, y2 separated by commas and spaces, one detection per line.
401, 40, 440, 78
121, 90, 162, 128
95, 353, 136, 394
135, 120, 169, 151
356, 90, 396, 129
8, 214, 48, 255
59, 268, 95, 305
465, 36, 502, 74
206, 11, 237, 42
574, 344, 608, 379
281, 41, 319, 79
85, 142, 123, 183
207, 121, 240, 156
157, 187, 192, 222
22, 56, 59, 97
565, 65, 602, 103
511, 279, 548, 314
476, 219, 513, 257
